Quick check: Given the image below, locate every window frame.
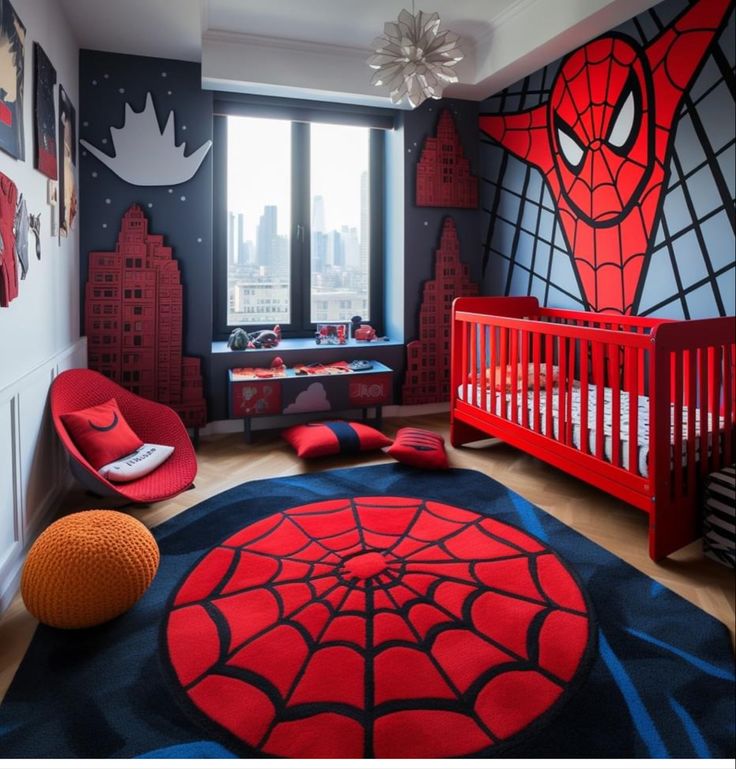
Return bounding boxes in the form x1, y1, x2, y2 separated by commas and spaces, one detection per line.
213, 97, 389, 340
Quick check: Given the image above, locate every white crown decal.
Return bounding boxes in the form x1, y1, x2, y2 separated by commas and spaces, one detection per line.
80, 92, 212, 186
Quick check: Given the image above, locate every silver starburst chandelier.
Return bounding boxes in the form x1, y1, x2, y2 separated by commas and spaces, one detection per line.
367, 3, 464, 108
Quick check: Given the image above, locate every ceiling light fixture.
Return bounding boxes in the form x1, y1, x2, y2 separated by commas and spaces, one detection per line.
367, 2, 464, 109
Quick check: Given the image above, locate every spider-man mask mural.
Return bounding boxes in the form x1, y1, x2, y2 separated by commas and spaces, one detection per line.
480, 0, 732, 314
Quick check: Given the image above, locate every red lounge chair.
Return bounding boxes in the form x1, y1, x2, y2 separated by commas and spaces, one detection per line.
51, 369, 197, 503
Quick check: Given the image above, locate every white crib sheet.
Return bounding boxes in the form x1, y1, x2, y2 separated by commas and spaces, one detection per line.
458, 382, 718, 478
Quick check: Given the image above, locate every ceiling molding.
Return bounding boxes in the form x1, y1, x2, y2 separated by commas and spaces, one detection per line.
472, 0, 539, 48
203, 29, 371, 59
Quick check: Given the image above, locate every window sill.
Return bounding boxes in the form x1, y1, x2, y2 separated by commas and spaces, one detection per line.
211, 337, 403, 354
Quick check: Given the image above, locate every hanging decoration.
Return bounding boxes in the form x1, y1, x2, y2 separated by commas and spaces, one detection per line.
29, 212, 41, 261
14, 193, 28, 279
367, 3, 463, 108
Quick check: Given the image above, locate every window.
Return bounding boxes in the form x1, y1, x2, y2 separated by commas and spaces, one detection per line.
214, 104, 386, 337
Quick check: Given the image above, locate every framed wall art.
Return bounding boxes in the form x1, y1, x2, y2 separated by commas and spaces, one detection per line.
33, 42, 57, 178
0, 0, 25, 160
58, 84, 77, 237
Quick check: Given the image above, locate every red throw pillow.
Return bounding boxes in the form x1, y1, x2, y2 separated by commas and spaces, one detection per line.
61, 398, 144, 469
386, 427, 449, 470
282, 420, 391, 459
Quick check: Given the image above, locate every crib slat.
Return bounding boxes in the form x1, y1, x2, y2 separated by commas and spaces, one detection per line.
610, 343, 621, 468
581, 338, 589, 455
533, 332, 541, 433
496, 328, 509, 419
521, 330, 529, 429
461, 321, 469, 405
673, 351, 683, 499
510, 328, 519, 424
699, 347, 708, 475
593, 342, 605, 460
628, 345, 639, 475
710, 346, 721, 469
685, 349, 697, 496
558, 336, 567, 444
545, 334, 554, 439
470, 323, 478, 408
489, 326, 497, 415
567, 337, 576, 446
724, 344, 733, 466
480, 323, 487, 413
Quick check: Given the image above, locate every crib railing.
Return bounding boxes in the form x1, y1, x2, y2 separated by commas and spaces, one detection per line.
451, 297, 736, 536
650, 318, 735, 509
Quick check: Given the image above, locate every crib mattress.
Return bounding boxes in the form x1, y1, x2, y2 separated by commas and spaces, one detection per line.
458, 382, 718, 478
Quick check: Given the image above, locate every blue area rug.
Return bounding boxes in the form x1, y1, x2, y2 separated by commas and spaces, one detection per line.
0, 465, 733, 758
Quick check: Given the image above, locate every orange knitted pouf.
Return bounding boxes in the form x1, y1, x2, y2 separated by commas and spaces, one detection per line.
20, 510, 160, 629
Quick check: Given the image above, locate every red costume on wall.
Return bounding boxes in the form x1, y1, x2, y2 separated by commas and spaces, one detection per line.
0, 172, 19, 308
480, 0, 731, 314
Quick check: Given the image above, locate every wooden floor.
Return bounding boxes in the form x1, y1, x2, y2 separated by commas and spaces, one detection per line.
1, 412, 734, 703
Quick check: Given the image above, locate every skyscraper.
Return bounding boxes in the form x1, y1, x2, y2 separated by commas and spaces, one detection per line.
237, 212, 247, 265
228, 212, 236, 265
256, 205, 278, 267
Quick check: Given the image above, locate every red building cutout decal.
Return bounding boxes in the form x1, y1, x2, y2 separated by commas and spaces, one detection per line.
85, 205, 207, 428
403, 218, 478, 405
479, 0, 731, 314
417, 109, 478, 208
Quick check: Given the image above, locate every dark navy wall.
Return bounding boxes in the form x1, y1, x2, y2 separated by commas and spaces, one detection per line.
478, 0, 735, 319
79, 50, 214, 363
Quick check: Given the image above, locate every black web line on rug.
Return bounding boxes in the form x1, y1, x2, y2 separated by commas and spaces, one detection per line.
394, 567, 570, 692
376, 582, 500, 745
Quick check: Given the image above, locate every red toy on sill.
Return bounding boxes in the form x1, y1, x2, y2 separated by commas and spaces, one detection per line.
354, 324, 377, 342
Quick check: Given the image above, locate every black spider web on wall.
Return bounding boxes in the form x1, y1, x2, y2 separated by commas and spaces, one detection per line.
479, 0, 735, 319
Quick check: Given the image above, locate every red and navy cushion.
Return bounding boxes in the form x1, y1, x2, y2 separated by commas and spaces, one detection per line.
386, 427, 449, 470
282, 421, 391, 459
61, 397, 144, 469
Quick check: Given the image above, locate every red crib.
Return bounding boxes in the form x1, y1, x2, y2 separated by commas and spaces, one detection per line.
450, 296, 736, 560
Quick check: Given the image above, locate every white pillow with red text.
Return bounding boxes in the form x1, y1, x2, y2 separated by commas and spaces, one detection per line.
98, 443, 174, 482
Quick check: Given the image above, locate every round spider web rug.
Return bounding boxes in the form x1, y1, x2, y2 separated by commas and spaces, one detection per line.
163, 496, 596, 758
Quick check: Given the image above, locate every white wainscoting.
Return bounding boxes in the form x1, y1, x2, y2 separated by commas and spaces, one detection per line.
0, 338, 87, 612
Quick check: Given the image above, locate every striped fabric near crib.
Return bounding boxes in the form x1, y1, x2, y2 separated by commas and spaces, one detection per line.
703, 465, 735, 568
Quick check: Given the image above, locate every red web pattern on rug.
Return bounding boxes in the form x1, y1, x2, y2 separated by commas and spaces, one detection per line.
165, 497, 593, 758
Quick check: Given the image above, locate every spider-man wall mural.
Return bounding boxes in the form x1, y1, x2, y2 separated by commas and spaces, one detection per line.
480, 0, 734, 316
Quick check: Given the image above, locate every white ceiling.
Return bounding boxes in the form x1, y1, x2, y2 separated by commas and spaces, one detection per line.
59, 0, 662, 107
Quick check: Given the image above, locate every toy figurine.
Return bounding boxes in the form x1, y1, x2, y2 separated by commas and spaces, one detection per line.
354, 323, 377, 342
228, 328, 249, 350
228, 325, 281, 351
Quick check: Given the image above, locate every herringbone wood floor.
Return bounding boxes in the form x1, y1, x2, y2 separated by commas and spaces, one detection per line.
1, 413, 734, 703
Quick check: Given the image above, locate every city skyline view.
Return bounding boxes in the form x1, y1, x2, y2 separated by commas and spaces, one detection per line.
226, 116, 371, 327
